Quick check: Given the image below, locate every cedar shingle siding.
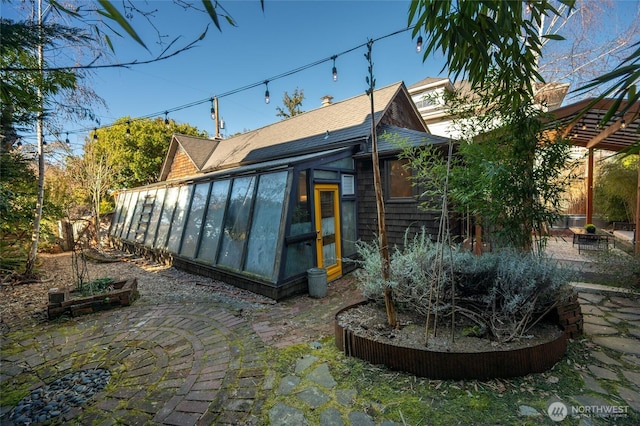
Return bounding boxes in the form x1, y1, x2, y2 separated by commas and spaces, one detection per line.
356, 158, 458, 249
166, 148, 198, 180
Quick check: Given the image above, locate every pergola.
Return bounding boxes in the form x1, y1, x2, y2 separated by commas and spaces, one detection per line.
549, 98, 640, 254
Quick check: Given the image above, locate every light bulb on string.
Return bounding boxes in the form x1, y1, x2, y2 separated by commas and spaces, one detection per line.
65, 132, 70, 144
164, 111, 170, 128
264, 81, 270, 104
93, 128, 98, 141
331, 56, 338, 82
416, 35, 423, 53
621, 119, 626, 129
125, 120, 131, 138
210, 98, 216, 120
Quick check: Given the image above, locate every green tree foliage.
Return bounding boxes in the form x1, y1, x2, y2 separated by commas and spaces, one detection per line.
276, 88, 305, 119
89, 117, 207, 189
397, 89, 572, 253
594, 155, 638, 223
0, 18, 82, 150
0, 151, 66, 271
409, 0, 574, 110
0, 152, 38, 240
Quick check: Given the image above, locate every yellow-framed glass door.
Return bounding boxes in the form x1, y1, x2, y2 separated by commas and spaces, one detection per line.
313, 183, 342, 281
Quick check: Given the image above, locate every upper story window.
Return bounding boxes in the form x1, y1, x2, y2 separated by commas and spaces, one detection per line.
412, 94, 437, 109
387, 158, 413, 199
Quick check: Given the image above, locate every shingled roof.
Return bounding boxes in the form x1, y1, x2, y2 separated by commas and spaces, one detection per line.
159, 134, 219, 181
200, 82, 427, 172
159, 82, 434, 181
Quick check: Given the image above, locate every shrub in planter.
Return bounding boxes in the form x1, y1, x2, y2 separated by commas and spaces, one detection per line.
585, 224, 596, 233
352, 229, 573, 343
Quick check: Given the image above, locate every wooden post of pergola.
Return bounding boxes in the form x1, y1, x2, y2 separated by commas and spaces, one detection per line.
586, 148, 594, 225
636, 157, 640, 255
550, 98, 639, 256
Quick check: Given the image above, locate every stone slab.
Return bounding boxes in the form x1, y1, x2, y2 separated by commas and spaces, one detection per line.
622, 370, 640, 389
296, 386, 330, 409
591, 351, 622, 366
295, 355, 319, 375
276, 375, 300, 396
320, 407, 344, 426
580, 373, 607, 395
593, 336, 640, 356
269, 403, 309, 426
307, 364, 337, 389
587, 365, 618, 380
583, 323, 619, 336
618, 386, 640, 412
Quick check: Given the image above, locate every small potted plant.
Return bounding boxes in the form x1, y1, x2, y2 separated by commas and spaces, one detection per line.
585, 224, 596, 234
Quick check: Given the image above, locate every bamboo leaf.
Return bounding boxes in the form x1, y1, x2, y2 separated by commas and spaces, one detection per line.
201, 0, 221, 31
97, 0, 147, 49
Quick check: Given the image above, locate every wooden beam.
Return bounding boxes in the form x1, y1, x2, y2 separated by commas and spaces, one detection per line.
586, 111, 636, 149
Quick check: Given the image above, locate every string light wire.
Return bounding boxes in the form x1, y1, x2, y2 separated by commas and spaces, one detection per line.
25, 26, 416, 144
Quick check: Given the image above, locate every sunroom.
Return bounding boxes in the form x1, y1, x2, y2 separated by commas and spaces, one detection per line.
109, 82, 450, 299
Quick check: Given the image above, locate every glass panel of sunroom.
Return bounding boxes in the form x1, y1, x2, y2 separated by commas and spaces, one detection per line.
284, 171, 314, 279
145, 187, 166, 247
155, 186, 179, 249
197, 179, 230, 263
126, 190, 147, 241
218, 176, 256, 271
121, 191, 139, 241
110, 191, 127, 237
180, 182, 210, 259
114, 191, 131, 238
167, 185, 193, 253
244, 171, 288, 280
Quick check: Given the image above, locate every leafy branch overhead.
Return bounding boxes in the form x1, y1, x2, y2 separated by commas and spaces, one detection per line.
1, 0, 261, 72
409, 0, 574, 109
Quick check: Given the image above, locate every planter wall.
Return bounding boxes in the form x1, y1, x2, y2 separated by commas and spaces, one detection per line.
549, 292, 584, 339
335, 300, 568, 380
47, 278, 138, 320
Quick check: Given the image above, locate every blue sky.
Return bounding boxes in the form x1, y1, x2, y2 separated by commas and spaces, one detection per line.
6, 0, 638, 149
59, 0, 445, 148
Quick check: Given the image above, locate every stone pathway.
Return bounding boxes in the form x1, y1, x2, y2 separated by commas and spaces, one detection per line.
572, 287, 640, 414
2, 271, 640, 425
267, 353, 398, 426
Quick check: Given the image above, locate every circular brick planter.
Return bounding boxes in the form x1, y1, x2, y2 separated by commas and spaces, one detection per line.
335, 300, 573, 380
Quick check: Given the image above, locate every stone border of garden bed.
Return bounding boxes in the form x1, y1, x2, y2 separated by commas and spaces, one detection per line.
335, 297, 582, 380
47, 278, 138, 320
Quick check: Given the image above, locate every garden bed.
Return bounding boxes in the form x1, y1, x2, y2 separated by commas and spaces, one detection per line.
335, 300, 572, 380
47, 278, 138, 320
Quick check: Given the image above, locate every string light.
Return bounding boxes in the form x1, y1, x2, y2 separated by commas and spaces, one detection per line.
621, 119, 626, 129
416, 35, 423, 53
125, 120, 131, 138
164, 111, 170, 127
264, 81, 270, 104
65, 132, 70, 144
50, 26, 418, 143
581, 122, 587, 130
331, 55, 338, 82
210, 98, 216, 120
93, 128, 98, 141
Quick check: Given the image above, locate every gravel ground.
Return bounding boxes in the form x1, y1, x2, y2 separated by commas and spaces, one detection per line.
0, 249, 275, 334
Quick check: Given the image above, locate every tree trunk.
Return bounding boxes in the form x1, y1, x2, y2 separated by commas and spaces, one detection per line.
366, 40, 396, 327
25, 0, 45, 276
